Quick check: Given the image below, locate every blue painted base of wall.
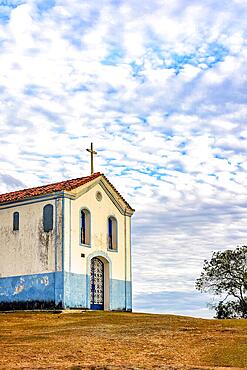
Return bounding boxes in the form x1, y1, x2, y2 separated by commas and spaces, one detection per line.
64, 272, 87, 308
0, 272, 63, 310
0, 272, 132, 311
110, 279, 132, 311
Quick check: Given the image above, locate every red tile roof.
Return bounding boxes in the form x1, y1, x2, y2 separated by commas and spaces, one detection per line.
0, 172, 101, 204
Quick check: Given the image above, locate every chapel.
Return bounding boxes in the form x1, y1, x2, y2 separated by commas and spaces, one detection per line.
0, 169, 134, 311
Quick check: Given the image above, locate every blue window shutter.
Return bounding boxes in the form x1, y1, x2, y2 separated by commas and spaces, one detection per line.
43, 204, 53, 232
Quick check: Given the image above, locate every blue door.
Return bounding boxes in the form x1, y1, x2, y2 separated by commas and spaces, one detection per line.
90, 257, 104, 310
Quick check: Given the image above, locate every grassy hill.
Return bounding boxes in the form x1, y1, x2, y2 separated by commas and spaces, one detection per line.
0, 310, 246, 369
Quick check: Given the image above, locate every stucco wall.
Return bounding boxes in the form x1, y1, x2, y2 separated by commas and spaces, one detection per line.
63, 181, 132, 310
0, 197, 63, 278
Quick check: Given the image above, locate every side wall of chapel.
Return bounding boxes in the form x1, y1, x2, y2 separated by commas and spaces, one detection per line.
0, 198, 63, 309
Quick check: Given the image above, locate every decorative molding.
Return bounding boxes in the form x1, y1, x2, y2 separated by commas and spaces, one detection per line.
86, 250, 112, 275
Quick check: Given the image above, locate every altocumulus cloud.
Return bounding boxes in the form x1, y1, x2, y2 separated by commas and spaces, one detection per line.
0, 0, 247, 317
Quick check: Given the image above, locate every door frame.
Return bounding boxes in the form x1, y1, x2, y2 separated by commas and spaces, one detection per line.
87, 251, 111, 311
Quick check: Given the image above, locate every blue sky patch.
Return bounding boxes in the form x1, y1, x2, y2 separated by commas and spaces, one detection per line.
36, 0, 55, 13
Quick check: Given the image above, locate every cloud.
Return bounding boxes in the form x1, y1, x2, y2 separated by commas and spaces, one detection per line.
0, 174, 26, 192
0, 0, 247, 317
134, 291, 212, 318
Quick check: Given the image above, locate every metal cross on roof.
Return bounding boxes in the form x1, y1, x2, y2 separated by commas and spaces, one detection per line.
86, 142, 97, 174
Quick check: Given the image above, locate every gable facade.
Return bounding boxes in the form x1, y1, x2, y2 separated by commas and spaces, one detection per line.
0, 173, 134, 311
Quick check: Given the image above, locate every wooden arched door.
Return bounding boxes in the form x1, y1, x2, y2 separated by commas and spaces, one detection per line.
90, 257, 104, 310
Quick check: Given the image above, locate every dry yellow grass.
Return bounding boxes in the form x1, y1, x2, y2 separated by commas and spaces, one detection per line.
0, 310, 246, 370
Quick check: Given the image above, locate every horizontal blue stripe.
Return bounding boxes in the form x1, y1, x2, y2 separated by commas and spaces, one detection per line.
0, 272, 132, 311
64, 272, 132, 310
0, 272, 63, 305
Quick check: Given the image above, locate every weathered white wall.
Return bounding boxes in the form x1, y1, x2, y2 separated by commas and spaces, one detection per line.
63, 182, 132, 282
0, 198, 63, 277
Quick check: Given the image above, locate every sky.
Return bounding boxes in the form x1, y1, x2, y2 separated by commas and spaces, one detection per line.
0, 0, 247, 318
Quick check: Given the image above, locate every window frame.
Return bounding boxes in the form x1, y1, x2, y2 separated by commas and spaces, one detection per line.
107, 216, 118, 252
79, 207, 91, 247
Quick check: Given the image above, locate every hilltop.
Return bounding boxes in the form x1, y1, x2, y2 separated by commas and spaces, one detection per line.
0, 311, 246, 369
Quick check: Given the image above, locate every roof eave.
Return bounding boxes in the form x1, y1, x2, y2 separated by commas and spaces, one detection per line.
0, 191, 71, 208
99, 174, 135, 215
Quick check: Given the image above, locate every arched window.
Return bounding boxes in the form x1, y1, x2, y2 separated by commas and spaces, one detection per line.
80, 209, 91, 245
13, 212, 19, 231
43, 204, 53, 232
108, 216, 117, 250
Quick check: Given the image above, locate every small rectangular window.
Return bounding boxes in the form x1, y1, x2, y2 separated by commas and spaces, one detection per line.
13, 212, 19, 231
43, 204, 53, 232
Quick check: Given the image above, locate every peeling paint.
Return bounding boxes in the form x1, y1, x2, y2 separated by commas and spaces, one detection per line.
38, 220, 53, 270
0, 272, 63, 310
13, 284, 25, 295
40, 276, 49, 286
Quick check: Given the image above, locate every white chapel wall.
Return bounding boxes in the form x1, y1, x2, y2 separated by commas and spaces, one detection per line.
63, 182, 132, 282
0, 198, 63, 278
